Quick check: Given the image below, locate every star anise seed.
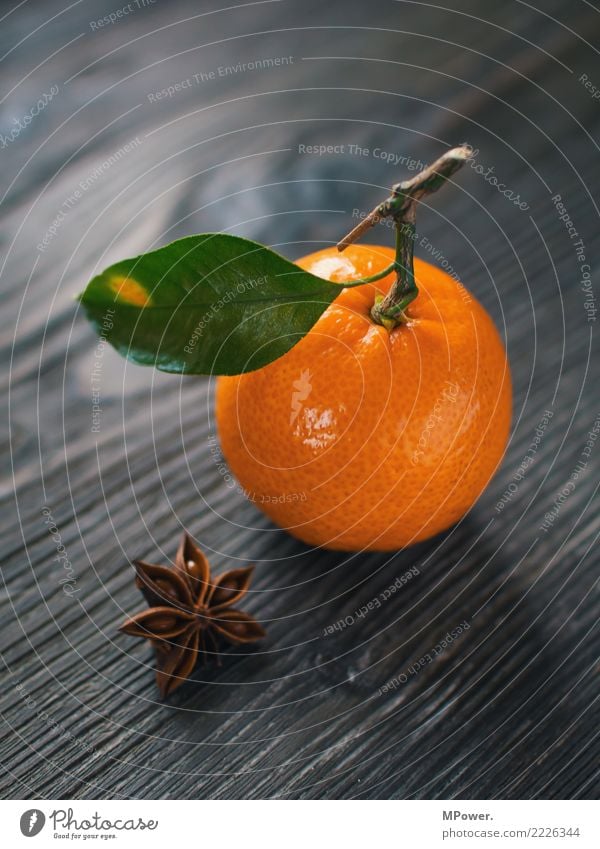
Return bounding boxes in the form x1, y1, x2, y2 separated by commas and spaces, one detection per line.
119, 533, 265, 697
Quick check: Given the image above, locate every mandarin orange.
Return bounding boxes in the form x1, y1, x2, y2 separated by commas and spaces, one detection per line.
216, 243, 512, 551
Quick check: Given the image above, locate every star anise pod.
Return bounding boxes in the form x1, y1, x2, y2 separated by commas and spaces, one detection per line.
119, 533, 265, 697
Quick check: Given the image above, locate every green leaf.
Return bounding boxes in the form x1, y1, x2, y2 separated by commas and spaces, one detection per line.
78, 234, 345, 375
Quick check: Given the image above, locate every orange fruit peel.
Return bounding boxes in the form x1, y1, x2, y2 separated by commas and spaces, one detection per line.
217, 243, 512, 551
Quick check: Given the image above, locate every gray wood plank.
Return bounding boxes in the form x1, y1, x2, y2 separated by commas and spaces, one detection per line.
1, 0, 599, 800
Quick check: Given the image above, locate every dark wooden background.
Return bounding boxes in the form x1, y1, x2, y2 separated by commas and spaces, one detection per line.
1, 0, 599, 800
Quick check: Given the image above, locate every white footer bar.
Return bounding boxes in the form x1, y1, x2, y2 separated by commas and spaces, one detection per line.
0, 799, 597, 848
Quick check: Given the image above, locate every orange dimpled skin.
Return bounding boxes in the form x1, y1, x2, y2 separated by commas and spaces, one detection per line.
216, 244, 512, 551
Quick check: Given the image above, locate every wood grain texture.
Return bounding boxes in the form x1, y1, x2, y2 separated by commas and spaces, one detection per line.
1, 0, 599, 800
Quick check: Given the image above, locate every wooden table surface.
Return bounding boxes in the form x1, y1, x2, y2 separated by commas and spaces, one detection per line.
2, 0, 599, 800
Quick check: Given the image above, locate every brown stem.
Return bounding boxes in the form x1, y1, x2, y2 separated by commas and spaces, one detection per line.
337, 144, 472, 253
336, 209, 383, 252
336, 144, 471, 327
